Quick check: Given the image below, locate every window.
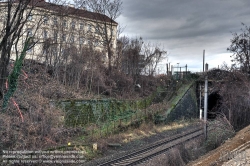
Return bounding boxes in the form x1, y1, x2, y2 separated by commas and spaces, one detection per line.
62, 34, 66, 42
95, 27, 99, 33
61, 49, 64, 56
88, 24, 92, 31
79, 37, 84, 44
51, 46, 58, 56
70, 35, 74, 43
43, 16, 49, 25
94, 39, 99, 46
27, 28, 32, 37
53, 17, 58, 25
63, 20, 67, 27
44, 30, 48, 39
28, 14, 33, 21
80, 23, 84, 30
53, 30, 58, 41
43, 48, 48, 55
103, 41, 107, 47
26, 47, 33, 53
26, 43, 33, 52
71, 21, 75, 29
88, 39, 91, 45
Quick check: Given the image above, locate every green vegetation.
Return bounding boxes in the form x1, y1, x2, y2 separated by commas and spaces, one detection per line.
2, 38, 32, 111
52, 76, 199, 143
57, 90, 157, 127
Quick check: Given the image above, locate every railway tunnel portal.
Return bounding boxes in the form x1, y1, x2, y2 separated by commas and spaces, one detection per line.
196, 69, 229, 120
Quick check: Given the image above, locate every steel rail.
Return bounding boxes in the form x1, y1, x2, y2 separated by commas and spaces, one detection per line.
98, 127, 204, 166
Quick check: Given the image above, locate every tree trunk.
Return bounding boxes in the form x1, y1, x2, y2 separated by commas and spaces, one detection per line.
0, 45, 11, 99
108, 46, 112, 74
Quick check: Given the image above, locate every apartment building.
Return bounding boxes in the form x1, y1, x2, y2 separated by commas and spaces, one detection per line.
0, 0, 118, 65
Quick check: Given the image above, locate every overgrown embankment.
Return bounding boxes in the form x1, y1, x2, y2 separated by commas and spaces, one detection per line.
0, 60, 171, 151
51, 77, 199, 143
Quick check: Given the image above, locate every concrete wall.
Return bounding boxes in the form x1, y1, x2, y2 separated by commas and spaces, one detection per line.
155, 84, 199, 124
166, 84, 198, 122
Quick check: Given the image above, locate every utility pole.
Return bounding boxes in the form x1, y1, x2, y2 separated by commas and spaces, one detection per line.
204, 72, 208, 140
169, 63, 171, 74
166, 64, 168, 75
199, 84, 202, 119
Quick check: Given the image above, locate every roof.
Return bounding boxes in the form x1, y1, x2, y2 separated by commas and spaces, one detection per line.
14, 0, 118, 24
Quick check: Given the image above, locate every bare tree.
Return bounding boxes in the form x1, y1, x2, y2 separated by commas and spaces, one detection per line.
0, 0, 65, 100
0, 0, 34, 99
130, 37, 144, 77
118, 36, 167, 78
227, 23, 250, 73
146, 47, 167, 76
115, 34, 128, 71
74, 0, 122, 74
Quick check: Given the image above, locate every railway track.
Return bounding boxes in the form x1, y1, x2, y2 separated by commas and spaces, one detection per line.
98, 127, 204, 166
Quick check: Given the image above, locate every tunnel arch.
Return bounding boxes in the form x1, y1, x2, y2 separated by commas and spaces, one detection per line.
207, 91, 222, 119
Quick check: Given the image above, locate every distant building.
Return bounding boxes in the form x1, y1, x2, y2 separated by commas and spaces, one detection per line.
0, 0, 118, 65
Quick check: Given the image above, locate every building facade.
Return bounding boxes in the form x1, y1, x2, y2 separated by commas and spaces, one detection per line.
0, 0, 118, 66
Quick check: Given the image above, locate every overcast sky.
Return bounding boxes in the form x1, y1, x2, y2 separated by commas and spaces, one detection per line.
116, 0, 250, 72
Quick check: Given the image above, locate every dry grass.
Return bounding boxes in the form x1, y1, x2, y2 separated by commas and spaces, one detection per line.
91, 120, 196, 152
0, 61, 87, 150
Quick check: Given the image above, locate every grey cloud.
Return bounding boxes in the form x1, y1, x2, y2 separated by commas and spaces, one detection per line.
117, 0, 250, 71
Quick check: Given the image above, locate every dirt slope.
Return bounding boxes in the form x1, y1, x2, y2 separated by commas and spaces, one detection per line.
188, 124, 250, 166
